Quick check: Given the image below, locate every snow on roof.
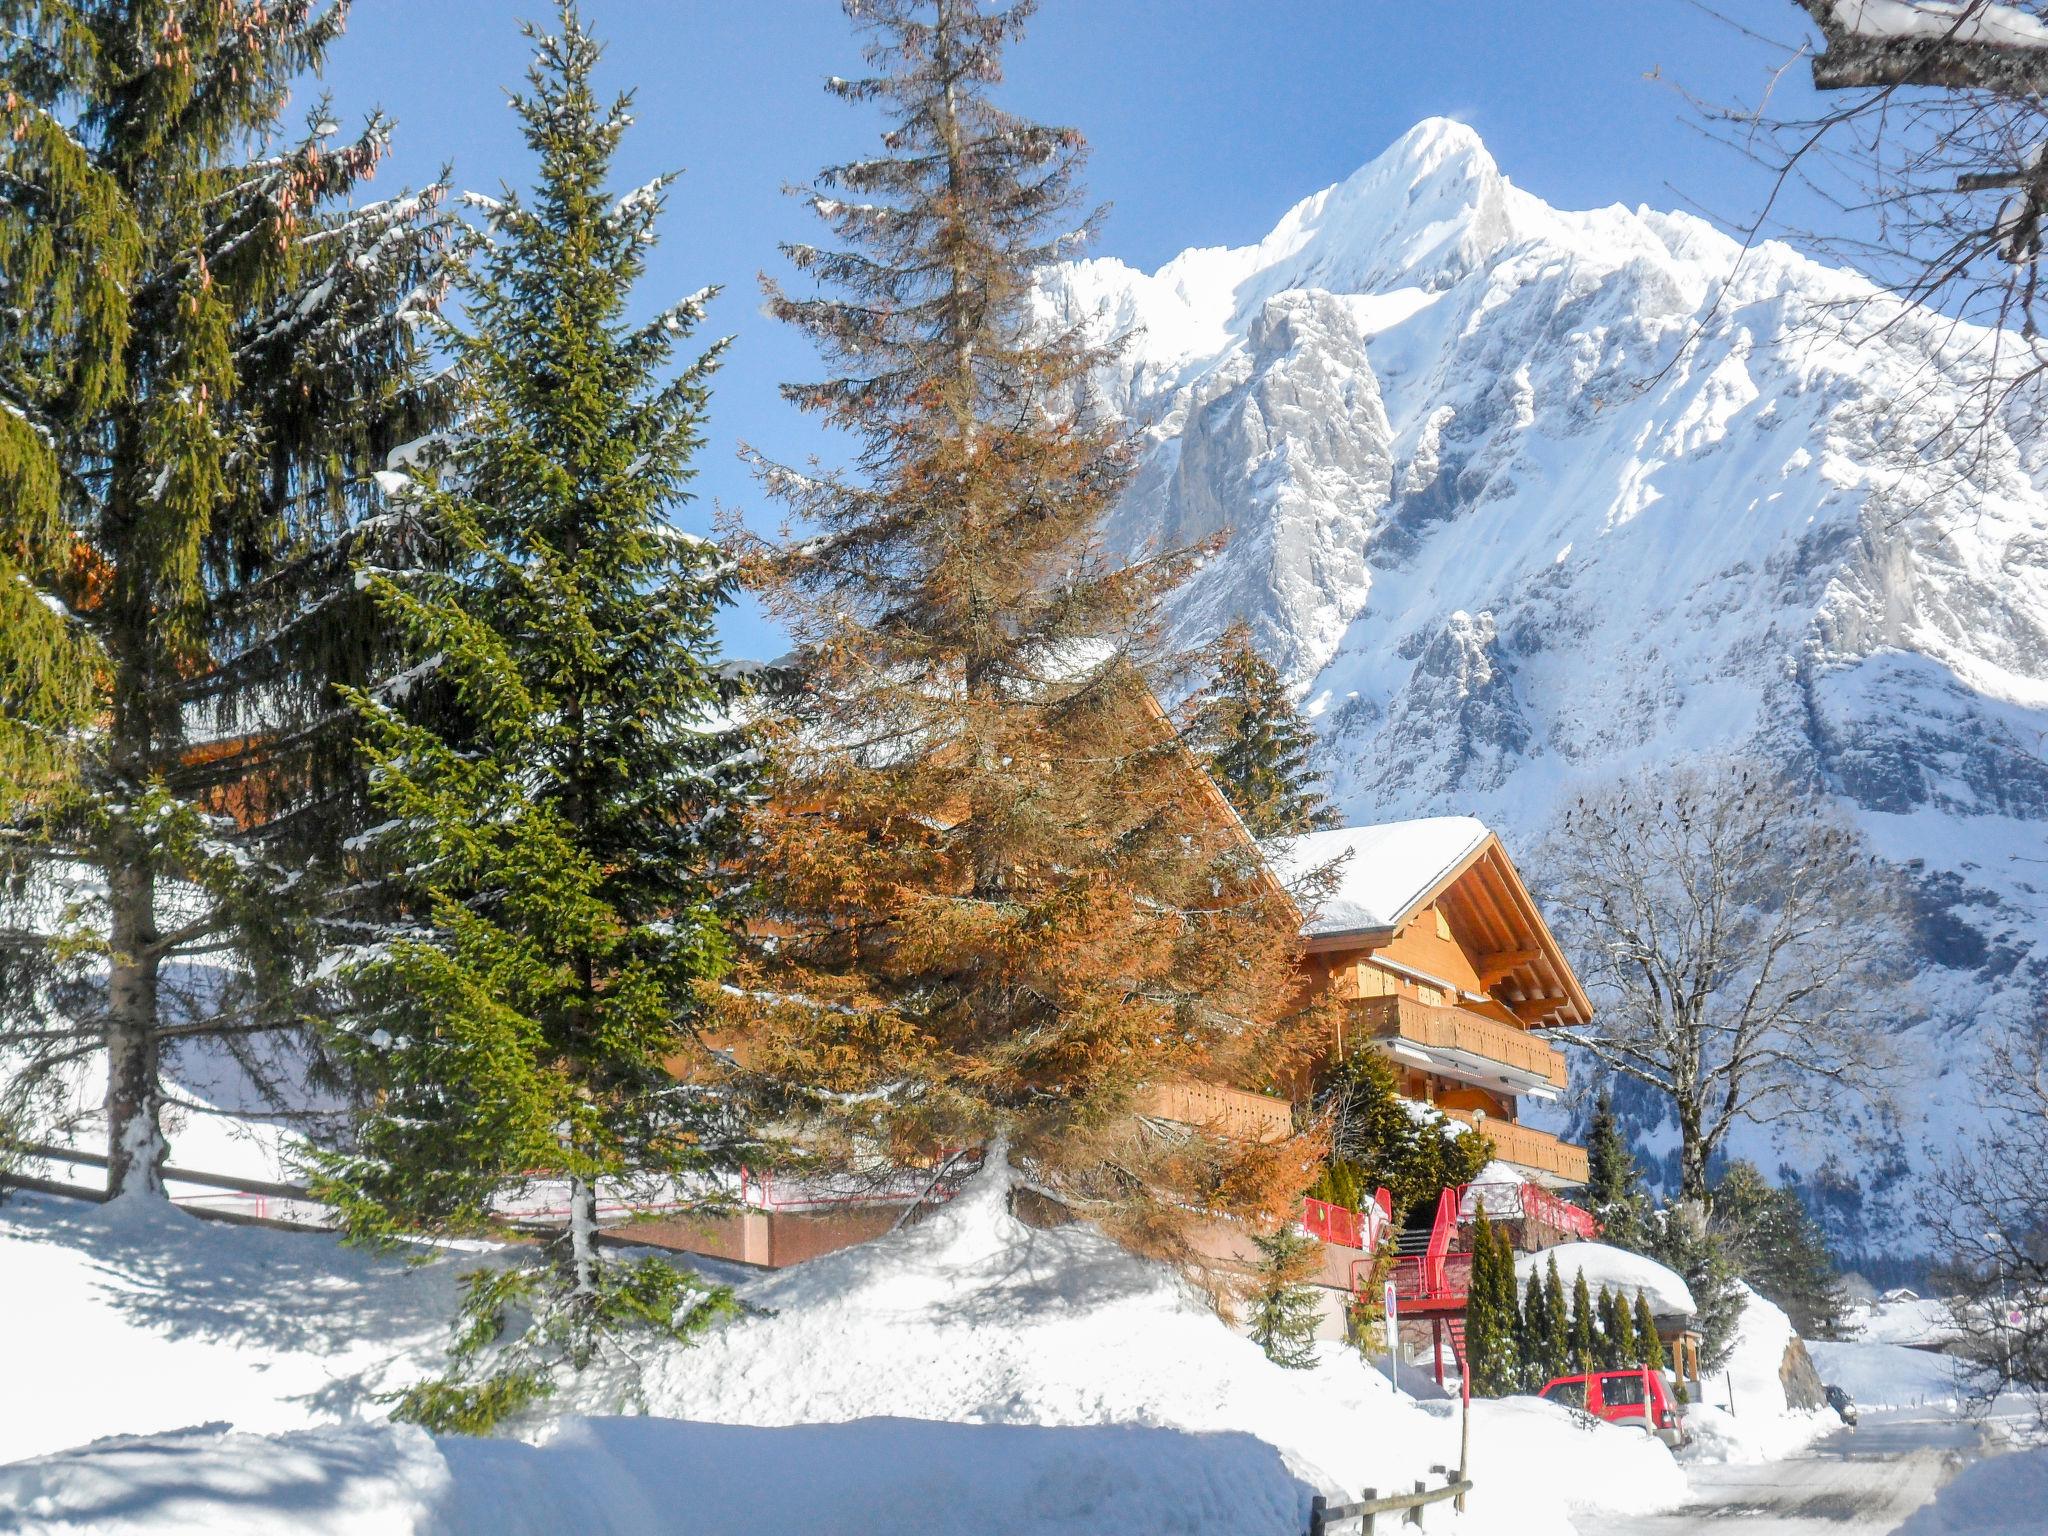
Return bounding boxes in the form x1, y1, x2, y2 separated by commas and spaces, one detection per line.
1264, 817, 1492, 937
1514, 1242, 1697, 1321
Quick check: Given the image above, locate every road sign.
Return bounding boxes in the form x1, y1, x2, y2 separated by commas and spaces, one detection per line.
1386, 1280, 1400, 1397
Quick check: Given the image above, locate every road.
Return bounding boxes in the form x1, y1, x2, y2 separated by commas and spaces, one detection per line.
1630, 1408, 2000, 1535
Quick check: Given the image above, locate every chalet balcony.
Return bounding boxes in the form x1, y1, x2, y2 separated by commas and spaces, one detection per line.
1135, 1080, 1294, 1144
1442, 1108, 1589, 1187
1346, 994, 1568, 1096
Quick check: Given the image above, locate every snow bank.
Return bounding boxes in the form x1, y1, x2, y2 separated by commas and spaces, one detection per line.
0, 1194, 467, 1463
1893, 1445, 2048, 1536
0, 1163, 1687, 1534
0, 1418, 1302, 1536
625, 1159, 1684, 1533
1512, 1242, 1695, 1318
1682, 1286, 1835, 1464
1807, 1339, 1962, 1410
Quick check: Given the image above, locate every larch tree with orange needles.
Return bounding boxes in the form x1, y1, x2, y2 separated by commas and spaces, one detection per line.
721, 0, 1322, 1280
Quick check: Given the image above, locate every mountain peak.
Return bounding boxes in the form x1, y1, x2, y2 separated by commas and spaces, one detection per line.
1227, 118, 1514, 312
1366, 116, 1497, 187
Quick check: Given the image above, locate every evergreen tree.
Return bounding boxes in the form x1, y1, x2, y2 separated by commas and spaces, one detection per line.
1246, 1224, 1325, 1369
1521, 1266, 1550, 1390
315, 6, 755, 1430
722, 0, 1313, 1260
1635, 1291, 1666, 1372
1318, 1051, 1495, 1218
1711, 1162, 1852, 1339
1544, 1253, 1571, 1376
1613, 1285, 1640, 1367
1583, 1089, 1647, 1251
1597, 1285, 1638, 1370
1463, 1212, 1523, 1396
1568, 1269, 1598, 1376
1646, 1199, 1746, 1372
1180, 620, 1336, 839
0, 0, 448, 1195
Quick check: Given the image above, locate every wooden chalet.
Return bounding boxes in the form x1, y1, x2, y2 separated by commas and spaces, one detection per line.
1267, 816, 1593, 1189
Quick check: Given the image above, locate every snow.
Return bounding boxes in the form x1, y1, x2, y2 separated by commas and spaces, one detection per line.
1807, 1338, 1963, 1409
1894, 1445, 2048, 1536
1053, 114, 2048, 1255
1681, 1287, 1836, 1465
0, 1160, 1690, 1535
1830, 0, 2048, 49
0, 1195, 464, 1463
1265, 816, 1491, 936
1512, 1242, 1696, 1319
1845, 1295, 1959, 1348
0, 1419, 1303, 1536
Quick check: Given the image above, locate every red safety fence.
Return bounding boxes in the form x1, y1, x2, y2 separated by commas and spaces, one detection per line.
1301, 1187, 1393, 1251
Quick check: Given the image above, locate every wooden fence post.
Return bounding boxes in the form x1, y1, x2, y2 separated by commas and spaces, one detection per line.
1308, 1493, 1326, 1536
1362, 1487, 1377, 1534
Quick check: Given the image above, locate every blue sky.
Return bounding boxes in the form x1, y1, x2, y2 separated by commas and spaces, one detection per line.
320, 1, 1820, 658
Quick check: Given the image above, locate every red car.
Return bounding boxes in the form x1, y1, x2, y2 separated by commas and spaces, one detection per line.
1537, 1369, 1689, 1448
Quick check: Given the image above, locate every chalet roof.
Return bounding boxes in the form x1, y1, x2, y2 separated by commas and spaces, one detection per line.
1264, 817, 1491, 937
1263, 815, 1595, 1028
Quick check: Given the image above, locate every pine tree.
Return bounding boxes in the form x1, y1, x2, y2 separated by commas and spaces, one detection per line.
1635, 1290, 1665, 1372
1711, 1162, 1852, 1339
1568, 1269, 1598, 1376
314, 5, 755, 1430
1646, 1199, 1746, 1372
0, 0, 448, 1196
1521, 1266, 1550, 1390
1181, 620, 1337, 839
1246, 1224, 1325, 1369
1319, 1051, 1494, 1218
722, 0, 1313, 1261
1584, 1089, 1647, 1251
1543, 1251, 1570, 1374
1463, 1211, 1522, 1396
1610, 1285, 1639, 1368
1595, 1285, 1629, 1370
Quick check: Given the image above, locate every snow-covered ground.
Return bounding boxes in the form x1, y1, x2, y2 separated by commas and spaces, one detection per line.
1680, 1286, 1838, 1465
1809, 1338, 1964, 1411
1845, 1295, 1958, 1349
0, 1163, 1695, 1535
1895, 1443, 2048, 1536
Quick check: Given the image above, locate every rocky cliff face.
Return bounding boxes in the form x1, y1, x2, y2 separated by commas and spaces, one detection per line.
1043, 119, 2048, 1260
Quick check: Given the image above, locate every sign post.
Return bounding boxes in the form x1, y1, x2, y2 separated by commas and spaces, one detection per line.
1385, 1279, 1400, 1397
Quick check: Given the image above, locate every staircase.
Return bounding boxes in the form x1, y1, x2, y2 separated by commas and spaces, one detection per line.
1443, 1316, 1466, 1373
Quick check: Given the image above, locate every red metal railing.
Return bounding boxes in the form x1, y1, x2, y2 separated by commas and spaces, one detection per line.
1304, 1195, 1362, 1247
1461, 1179, 1598, 1241
1392, 1250, 1472, 1303
1388, 1180, 1597, 1305
1302, 1187, 1394, 1251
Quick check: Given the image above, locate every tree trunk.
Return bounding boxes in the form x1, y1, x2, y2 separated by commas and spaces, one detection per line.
565, 1171, 601, 1368
105, 856, 165, 1201
1677, 1100, 1710, 1209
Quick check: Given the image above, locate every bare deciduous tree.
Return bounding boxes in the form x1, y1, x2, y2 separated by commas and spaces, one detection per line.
1930, 1012, 2048, 1422
1536, 760, 1909, 1206
1705, 3, 2048, 435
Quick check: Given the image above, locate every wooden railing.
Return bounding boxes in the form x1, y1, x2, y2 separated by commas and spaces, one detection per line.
1308, 1467, 1473, 1534
1442, 1110, 1589, 1183
1135, 1080, 1293, 1143
1347, 995, 1567, 1088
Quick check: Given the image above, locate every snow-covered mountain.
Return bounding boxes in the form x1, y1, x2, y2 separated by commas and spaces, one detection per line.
1043, 118, 2048, 1262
